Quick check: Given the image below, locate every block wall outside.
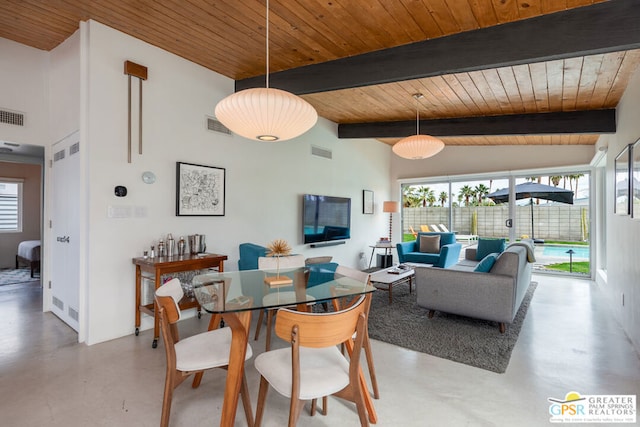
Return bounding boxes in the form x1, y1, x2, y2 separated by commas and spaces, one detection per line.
403, 205, 589, 241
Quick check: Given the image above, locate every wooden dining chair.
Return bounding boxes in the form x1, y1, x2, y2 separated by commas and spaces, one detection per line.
254, 254, 310, 351
253, 295, 370, 427
332, 265, 379, 400
155, 278, 254, 427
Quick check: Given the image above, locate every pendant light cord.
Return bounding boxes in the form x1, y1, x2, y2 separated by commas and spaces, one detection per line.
415, 96, 420, 135
266, 0, 270, 89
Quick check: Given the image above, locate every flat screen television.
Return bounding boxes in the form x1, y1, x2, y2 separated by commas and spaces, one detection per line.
302, 194, 351, 244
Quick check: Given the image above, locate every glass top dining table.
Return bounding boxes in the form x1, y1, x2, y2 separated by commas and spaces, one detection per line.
192, 266, 376, 314
189, 266, 377, 427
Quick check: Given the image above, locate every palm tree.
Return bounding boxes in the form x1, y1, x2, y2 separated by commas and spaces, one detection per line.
438, 191, 448, 207
459, 185, 474, 206
474, 183, 490, 205
570, 173, 584, 199
550, 175, 562, 187
426, 190, 436, 207
417, 186, 432, 207
402, 186, 420, 207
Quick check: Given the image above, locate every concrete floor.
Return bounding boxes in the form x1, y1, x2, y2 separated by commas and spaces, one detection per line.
0, 274, 638, 427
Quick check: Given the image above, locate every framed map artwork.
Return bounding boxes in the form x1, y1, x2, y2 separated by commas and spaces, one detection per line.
176, 162, 225, 216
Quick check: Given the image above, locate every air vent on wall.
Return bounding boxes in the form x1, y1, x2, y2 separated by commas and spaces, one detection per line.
206, 116, 231, 135
70, 142, 80, 155
52, 295, 64, 310
311, 145, 332, 160
0, 109, 24, 126
69, 306, 79, 321
54, 149, 65, 162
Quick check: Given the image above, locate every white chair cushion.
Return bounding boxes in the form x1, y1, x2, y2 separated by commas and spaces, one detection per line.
262, 291, 314, 306
155, 278, 184, 320
258, 254, 305, 270
254, 346, 349, 400
175, 326, 253, 372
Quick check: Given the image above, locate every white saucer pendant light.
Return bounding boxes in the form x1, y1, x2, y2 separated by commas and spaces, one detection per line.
392, 93, 444, 159
215, 0, 317, 142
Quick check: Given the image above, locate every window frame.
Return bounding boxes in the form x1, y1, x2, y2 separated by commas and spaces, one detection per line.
0, 178, 23, 233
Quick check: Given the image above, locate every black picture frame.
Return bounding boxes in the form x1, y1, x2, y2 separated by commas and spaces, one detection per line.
363, 190, 374, 214
615, 145, 630, 215
632, 139, 640, 219
176, 162, 225, 216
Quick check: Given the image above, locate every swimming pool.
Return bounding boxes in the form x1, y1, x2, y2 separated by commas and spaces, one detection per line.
542, 245, 590, 258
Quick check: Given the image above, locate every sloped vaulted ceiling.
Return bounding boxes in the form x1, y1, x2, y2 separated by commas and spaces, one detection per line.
1, 0, 639, 147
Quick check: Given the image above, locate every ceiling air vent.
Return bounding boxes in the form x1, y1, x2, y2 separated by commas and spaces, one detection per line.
311, 145, 332, 160
206, 116, 231, 135
0, 109, 25, 126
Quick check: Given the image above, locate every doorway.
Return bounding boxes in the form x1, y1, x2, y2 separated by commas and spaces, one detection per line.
0, 148, 44, 288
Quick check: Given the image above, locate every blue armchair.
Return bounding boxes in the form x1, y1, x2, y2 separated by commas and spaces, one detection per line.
238, 243, 338, 284
396, 232, 462, 268
238, 243, 268, 270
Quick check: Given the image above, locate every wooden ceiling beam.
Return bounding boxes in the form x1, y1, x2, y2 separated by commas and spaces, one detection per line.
337, 110, 616, 139
236, 0, 640, 95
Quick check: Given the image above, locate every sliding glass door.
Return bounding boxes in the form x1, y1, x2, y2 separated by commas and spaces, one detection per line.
400, 170, 591, 277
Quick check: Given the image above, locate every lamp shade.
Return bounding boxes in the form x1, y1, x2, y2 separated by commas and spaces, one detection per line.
392, 134, 445, 160
382, 201, 399, 213
215, 87, 318, 142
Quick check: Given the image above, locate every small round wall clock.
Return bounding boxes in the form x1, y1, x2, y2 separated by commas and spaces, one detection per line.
142, 171, 156, 184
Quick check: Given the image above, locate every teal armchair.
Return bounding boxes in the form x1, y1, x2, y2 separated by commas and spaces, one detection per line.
396, 232, 462, 268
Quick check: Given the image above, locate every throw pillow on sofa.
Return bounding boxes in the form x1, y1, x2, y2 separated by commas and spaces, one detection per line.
474, 252, 499, 272
476, 238, 506, 260
420, 235, 440, 253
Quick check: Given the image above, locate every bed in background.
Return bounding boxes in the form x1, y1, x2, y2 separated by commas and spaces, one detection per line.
16, 240, 40, 278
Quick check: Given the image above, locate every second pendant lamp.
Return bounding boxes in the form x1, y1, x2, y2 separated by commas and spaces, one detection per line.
392, 93, 444, 160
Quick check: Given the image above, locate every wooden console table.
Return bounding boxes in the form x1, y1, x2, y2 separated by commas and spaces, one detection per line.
132, 253, 227, 348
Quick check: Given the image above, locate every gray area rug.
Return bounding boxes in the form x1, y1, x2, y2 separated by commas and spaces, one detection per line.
367, 282, 537, 373
0, 268, 39, 286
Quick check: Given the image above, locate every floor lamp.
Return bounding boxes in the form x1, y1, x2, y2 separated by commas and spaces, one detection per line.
382, 201, 399, 241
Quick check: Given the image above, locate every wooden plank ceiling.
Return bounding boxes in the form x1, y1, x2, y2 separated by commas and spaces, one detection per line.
1, 0, 638, 147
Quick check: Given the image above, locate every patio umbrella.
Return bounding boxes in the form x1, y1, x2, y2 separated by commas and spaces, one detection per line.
487, 182, 574, 241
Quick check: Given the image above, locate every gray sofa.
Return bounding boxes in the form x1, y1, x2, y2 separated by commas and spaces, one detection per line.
414, 243, 533, 333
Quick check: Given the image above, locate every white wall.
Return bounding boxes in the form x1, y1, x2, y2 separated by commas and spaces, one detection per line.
49, 30, 80, 142
82, 21, 390, 344
0, 38, 49, 146
0, 39, 48, 268
599, 66, 640, 353
391, 144, 595, 181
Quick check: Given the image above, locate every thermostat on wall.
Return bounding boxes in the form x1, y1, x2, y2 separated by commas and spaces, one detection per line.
114, 185, 127, 197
